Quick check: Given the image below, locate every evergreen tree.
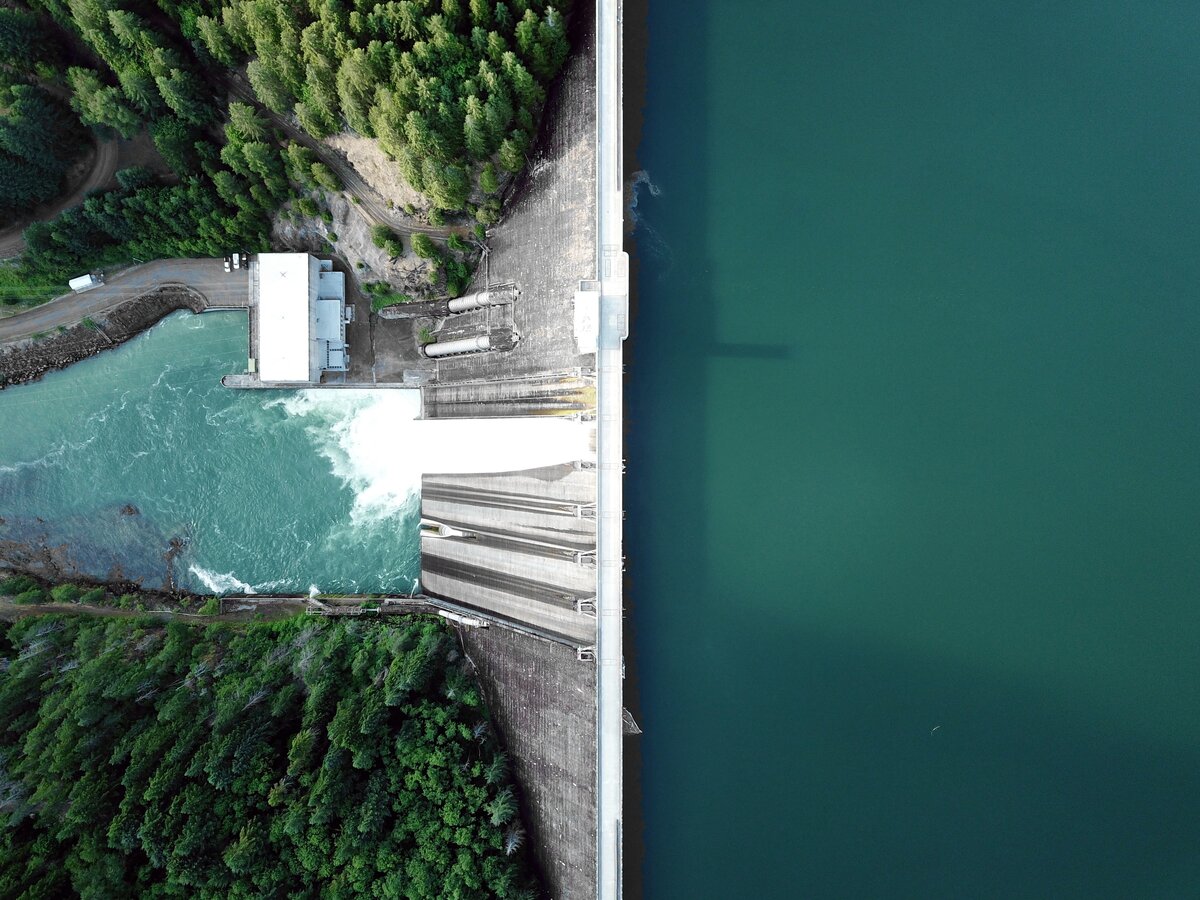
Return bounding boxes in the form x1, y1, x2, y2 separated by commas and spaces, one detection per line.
154, 69, 210, 125
462, 95, 490, 158
116, 66, 160, 115
228, 101, 268, 140
0, 153, 54, 212
0, 8, 58, 74
335, 49, 378, 135
246, 58, 294, 114
283, 141, 317, 184
150, 116, 201, 174
420, 157, 470, 209
68, 67, 142, 138
480, 159, 499, 194
411, 232, 438, 258
310, 161, 341, 190
497, 128, 528, 172
195, 16, 236, 66
107, 9, 150, 51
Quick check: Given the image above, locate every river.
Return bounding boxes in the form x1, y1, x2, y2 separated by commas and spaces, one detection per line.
0, 310, 591, 594
627, 1, 1200, 897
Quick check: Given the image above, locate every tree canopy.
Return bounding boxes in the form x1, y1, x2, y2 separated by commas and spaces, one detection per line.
201, 0, 572, 211
1, 0, 576, 296
0, 84, 85, 219
0, 614, 539, 898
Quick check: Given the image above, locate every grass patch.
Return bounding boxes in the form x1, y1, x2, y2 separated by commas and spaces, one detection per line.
0, 263, 62, 310
363, 280, 414, 312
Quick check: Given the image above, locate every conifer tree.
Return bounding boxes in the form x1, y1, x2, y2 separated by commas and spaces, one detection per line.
228, 101, 268, 140
68, 67, 142, 138
246, 58, 293, 114
154, 69, 210, 125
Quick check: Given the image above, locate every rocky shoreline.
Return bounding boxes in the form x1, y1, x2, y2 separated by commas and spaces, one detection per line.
0, 566, 203, 609
0, 285, 207, 389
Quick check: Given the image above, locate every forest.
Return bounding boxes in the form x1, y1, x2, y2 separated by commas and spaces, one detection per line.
1, 0, 572, 300
0, 613, 540, 898
0, 82, 86, 220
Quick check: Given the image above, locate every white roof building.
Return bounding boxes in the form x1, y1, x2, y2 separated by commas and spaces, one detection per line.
255, 253, 348, 383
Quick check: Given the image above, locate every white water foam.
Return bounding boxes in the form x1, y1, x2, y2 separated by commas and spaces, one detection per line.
628, 169, 673, 273
0, 434, 99, 476
629, 169, 663, 219
189, 564, 255, 595
275, 389, 595, 525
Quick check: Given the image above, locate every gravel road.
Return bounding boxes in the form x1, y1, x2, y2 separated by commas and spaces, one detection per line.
0, 258, 249, 343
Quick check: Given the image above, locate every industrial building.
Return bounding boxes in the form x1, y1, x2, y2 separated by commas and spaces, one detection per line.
235, 253, 349, 386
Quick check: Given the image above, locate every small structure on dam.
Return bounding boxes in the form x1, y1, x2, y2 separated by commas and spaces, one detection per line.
224, 253, 351, 387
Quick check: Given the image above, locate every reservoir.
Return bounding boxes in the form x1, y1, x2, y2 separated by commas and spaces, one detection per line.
628, 1, 1200, 897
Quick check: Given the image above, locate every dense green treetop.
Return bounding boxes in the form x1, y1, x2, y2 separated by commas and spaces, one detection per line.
0, 614, 538, 898
0, 83, 86, 218
195, 0, 571, 210
1, 0, 576, 296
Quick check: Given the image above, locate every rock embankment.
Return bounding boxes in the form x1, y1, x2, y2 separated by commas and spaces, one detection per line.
0, 285, 206, 389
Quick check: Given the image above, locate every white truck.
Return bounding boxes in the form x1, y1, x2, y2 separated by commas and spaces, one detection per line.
68, 273, 102, 293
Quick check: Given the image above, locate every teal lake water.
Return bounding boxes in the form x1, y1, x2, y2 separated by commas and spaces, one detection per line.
0, 311, 422, 594
628, 1, 1200, 896
0, 312, 592, 594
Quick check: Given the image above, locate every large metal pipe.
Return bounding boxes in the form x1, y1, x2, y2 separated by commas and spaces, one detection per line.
423, 334, 491, 357
421, 326, 518, 358
446, 284, 519, 313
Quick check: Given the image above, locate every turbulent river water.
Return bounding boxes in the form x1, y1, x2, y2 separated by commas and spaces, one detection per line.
629, 1, 1200, 897
0, 310, 590, 594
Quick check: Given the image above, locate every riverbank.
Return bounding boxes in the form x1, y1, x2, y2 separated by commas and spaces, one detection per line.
0, 567, 445, 622
0, 284, 208, 389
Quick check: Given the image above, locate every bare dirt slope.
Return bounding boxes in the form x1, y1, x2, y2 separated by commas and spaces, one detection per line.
271, 193, 436, 296
323, 133, 432, 216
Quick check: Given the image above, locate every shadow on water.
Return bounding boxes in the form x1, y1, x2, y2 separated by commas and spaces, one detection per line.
708, 342, 794, 361
622, 0, 711, 897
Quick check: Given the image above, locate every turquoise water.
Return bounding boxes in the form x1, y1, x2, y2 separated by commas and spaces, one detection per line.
0, 311, 422, 594
0, 311, 593, 594
628, 1, 1200, 896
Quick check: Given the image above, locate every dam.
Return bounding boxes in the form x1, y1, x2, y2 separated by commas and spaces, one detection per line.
0, 0, 626, 894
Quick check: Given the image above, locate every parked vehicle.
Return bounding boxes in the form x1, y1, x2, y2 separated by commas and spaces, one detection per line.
68, 273, 101, 293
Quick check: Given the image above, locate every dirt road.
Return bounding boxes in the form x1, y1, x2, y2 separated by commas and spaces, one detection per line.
0, 137, 121, 258
0, 258, 249, 343
225, 77, 454, 241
